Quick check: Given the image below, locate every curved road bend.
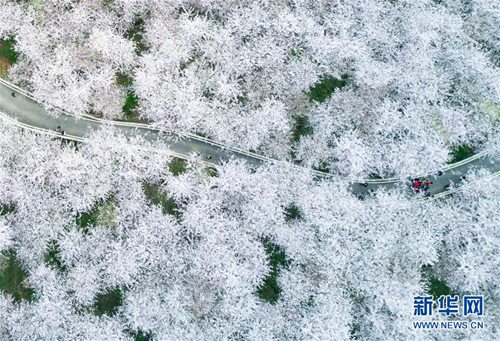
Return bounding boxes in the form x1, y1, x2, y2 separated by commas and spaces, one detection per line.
0, 78, 498, 197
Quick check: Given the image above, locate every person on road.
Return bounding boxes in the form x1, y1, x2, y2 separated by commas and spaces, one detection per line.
56, 126, 65, 136
409, 177, 433, 194
412, 179, 422, 189
11, 92, 16, 97
422, 179, 433, 191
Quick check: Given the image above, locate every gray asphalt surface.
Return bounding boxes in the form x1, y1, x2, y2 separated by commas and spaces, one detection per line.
0, 79, 498, 197
0, 80, 264, 165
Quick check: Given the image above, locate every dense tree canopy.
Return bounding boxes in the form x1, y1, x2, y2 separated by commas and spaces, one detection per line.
0, 123, 498, 339
1, 0, 498, 177
0, 0, 498, 339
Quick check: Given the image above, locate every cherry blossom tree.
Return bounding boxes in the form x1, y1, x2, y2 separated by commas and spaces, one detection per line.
0, 0, 498, 339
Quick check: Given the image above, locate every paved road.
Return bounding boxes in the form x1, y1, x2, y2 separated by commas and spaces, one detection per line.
0, 78, 498, 197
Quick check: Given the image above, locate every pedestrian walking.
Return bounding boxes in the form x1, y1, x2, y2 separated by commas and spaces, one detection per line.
412, 179, 422, 188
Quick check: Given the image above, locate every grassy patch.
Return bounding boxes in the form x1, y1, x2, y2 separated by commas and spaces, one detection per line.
116, 72, 134, 87
125, 16, 148, 55
0, 38, 18, 63
76, 206, 99, 232
142, 182, 180, 217
168, 157, 187, 176
0, 38, 18, 78
76, 196, 117, 233
204, 166, 219, 177
448, 145, 474, 164
422, 265, 453, 300
0, 57, 11, 78
427, 277, 451, 299
306, 74, 349, 103
115, 72, 145, 123
481, 101, 500, 123
44, 240, 66, 272
284, 204, 302, 222
0, 250, 35, 302
95, 198, 118, 227
131, 330, 153, 341
122, 91, 141, 122
94, 287, 123, 316
257, 241, 290, 304
0, 203, 15, 216
292, 114, 313, 143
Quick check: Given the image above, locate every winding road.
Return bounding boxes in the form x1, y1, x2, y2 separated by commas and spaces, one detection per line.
0, 78, 498, 198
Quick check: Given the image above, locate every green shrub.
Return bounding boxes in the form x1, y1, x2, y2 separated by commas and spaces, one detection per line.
143, 182, 180, 217
44, 240, 66, 272
168, 158, 187, 176
292, 115, 313, 143
0, 250, 35, 302
307, 74, 349, 103
0, 38, 18, 64
449, 145, 474, 164
94, 287, 123, 316
257, 241, 290, 304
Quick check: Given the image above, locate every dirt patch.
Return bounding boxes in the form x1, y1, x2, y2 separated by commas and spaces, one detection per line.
0, 56, 11, 78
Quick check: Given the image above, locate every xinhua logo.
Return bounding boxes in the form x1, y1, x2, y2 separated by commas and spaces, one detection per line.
413, 295, 483, 316
412, 295, 485, 330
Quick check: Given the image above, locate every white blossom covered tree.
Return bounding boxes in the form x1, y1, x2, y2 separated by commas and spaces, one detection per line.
0, 0, 498, 340
3, 0, 497, 177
